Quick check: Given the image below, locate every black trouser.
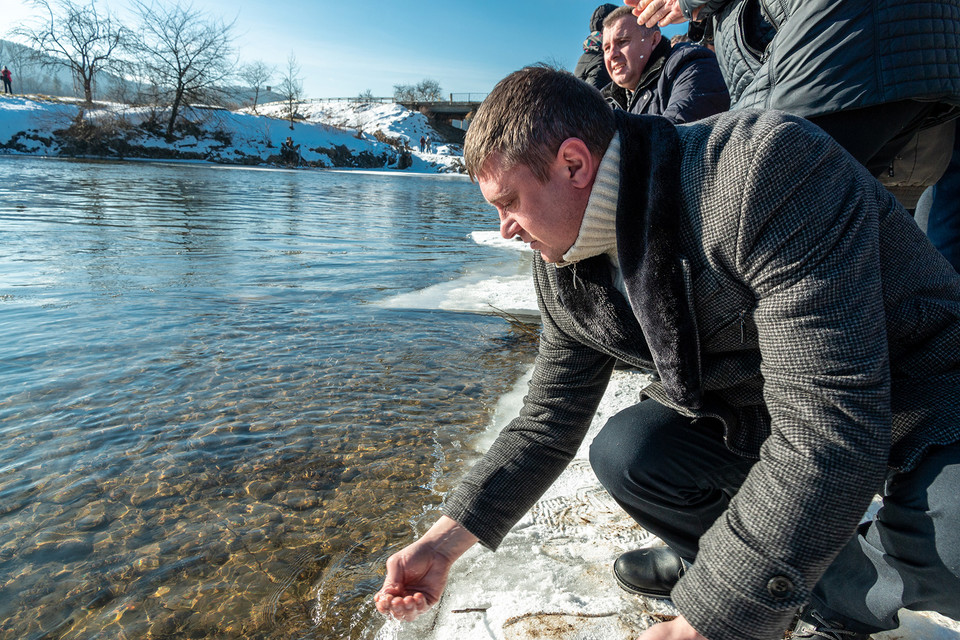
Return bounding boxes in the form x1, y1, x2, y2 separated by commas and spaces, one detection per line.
589, 399, 754, 561
589, 399, 960, 632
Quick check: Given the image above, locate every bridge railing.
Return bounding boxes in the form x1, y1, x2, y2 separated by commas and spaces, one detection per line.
303, 97, 394, 104
299, 94, 488, 105
447, 93, 488, 103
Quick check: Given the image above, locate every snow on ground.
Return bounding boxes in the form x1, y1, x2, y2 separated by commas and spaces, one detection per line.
0, 94, 463, 173
372, 233, 960, 640
379, 230, 537, 320
251, 98, 463, 172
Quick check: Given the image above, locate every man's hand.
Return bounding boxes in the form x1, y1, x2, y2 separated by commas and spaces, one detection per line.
624, 0, 692, 28
639, 615, 709, 639
374, 516, 478, 621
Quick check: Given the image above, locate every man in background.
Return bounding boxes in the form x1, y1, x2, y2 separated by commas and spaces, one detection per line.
601, 6, 727, 122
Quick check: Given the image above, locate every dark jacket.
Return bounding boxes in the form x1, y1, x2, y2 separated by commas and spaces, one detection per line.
601, 40, 729, 123
574, 35, 610, 90
443, 110, 960, 640
680, 0, 960, 118
574, 4, 618, 89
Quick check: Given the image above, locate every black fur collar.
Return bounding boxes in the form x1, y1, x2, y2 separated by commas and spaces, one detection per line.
551, 112, 701, 409
615, 110, 701, 409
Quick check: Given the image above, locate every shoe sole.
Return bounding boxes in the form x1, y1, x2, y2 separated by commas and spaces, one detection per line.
613, 565, 674, 599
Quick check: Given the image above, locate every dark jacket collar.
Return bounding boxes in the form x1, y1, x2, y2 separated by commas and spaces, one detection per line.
614, 110, 701, 409
551, 111, 701, 408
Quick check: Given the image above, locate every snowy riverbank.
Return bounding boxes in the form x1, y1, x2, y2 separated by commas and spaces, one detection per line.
0, 94, 463, 173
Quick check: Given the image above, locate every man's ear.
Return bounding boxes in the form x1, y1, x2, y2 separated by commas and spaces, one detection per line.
556, 138, 597, 189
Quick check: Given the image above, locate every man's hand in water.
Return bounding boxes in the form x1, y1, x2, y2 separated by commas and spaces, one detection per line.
374, 516, 478, 621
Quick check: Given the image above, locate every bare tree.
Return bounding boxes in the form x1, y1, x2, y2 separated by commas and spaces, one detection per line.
130, 0, 236, 139
277, 52, 303, 130
240, 59, 274, 113
12, 0, 124, 105
393, 78, 443, 103
415, 78, 442, 101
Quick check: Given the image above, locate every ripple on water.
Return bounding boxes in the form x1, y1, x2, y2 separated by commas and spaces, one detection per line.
0, 156, 537, 640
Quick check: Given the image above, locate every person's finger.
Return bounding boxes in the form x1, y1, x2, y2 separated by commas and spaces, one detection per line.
381, 594, 428, 622
629, 0, 653, 19
637, 0, 663, 28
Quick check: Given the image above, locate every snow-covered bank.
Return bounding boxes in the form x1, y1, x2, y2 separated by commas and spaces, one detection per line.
0, 94, 463, 173
374, 233, 960, 640
379, 231, 537, 320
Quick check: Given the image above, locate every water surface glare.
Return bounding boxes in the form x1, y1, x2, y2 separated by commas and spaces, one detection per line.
0, 157, 537, 639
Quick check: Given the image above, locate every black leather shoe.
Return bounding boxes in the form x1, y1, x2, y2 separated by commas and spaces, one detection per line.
613, 546, 685, 598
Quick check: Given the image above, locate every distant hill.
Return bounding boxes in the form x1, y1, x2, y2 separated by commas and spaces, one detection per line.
0, 39, 283, 108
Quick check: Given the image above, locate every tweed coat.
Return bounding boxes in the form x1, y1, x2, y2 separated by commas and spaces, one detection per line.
442, 109, 960, 640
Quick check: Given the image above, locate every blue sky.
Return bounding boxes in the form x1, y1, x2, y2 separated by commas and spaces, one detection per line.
5, 0, 683, 99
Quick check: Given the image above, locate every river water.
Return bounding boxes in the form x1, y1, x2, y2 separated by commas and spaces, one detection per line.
0, 156, 537, 640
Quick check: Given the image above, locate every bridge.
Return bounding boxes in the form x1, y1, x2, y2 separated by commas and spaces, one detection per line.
309, 93, 487, 129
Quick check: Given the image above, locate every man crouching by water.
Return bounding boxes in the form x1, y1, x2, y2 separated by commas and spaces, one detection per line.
374, 66, 960, 640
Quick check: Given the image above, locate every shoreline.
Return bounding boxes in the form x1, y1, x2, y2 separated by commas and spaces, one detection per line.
0, 94, 465, 174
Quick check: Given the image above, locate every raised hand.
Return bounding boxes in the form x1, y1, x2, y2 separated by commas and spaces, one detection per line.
624, 0, 690, 28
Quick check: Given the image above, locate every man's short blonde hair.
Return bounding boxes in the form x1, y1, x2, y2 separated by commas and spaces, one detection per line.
464, 65, 615, 182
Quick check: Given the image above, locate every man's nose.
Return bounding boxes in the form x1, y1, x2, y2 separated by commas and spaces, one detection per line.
500, 215, 520, 240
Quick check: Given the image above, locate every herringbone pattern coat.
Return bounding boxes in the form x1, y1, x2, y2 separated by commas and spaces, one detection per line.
443, 110, 960, 640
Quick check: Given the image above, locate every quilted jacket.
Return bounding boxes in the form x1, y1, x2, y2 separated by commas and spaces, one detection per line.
679, 0, 960, 118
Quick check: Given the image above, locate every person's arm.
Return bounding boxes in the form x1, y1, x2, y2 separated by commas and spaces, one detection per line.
625, 0, 736, 27
377, 259, 616, 617
441, 257, 617, 549
672, 113, 891, 640
659, 50, 729, 124
374, 516, 478, 621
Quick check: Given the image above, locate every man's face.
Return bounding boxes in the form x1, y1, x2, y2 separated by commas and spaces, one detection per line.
603, 16, 661, 91
477, 153, 586, 264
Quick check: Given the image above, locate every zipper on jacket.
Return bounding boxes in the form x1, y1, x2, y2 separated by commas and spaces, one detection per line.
739, 309, 747, 344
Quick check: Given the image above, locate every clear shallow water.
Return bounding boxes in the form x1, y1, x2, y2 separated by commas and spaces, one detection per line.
0, 157, 537, 639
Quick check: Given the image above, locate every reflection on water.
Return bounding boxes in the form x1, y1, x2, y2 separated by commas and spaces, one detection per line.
0, 157, 537, 639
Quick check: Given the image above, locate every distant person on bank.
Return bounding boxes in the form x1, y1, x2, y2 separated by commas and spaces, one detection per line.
374, 67, 960, 640
601, 6, 728, 123
1, 67, 12, 94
